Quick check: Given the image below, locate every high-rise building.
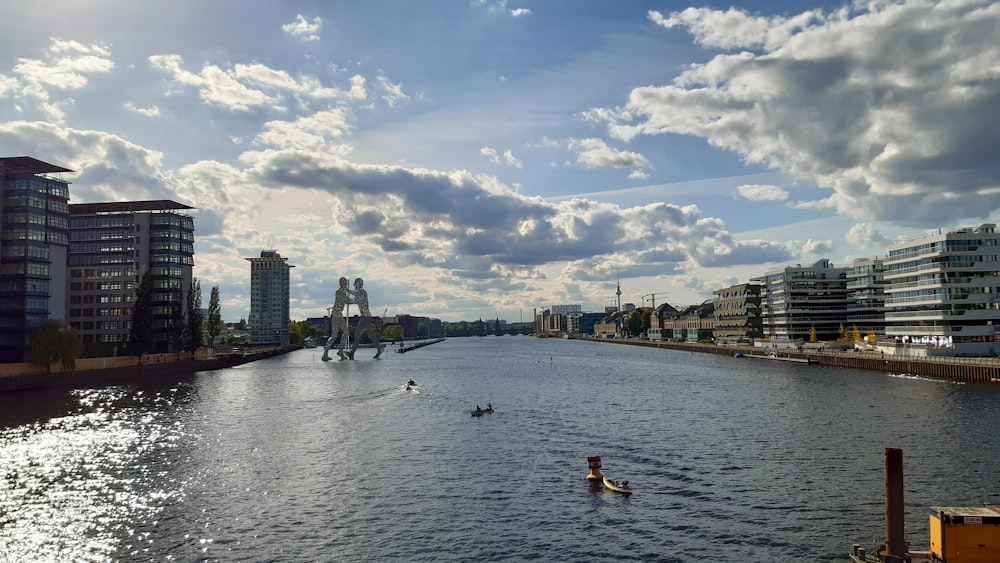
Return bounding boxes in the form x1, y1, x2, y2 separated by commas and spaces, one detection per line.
246, 250, 293, 347
0, 157, 72, 362
883, 224, 1000, 356
68, 200, 195, 355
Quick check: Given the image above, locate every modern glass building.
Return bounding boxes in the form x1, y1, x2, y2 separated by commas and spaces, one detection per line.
246, 250, 293, 347
752, 259, 852, 342
0, 157, 72, 362
883, 224, 1000, 356
68, 200, 195, 355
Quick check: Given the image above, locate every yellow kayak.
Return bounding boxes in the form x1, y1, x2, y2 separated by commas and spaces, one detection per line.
603, 476, 632, 495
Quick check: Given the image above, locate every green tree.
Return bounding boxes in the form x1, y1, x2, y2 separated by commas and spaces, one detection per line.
288, 321, 304, 345
184, 278, 203, 353
205, 285, 223, 350
383, 325, 404, 342
641, 309, 652, 333
168, 288, 185, 353
627, 310, 643, 337
129, 270, 156, 359
27, 320, 83, 373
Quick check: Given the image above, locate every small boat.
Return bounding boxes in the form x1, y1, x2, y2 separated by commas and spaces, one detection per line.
602, 476, 632, 495
470, 406, 494, 417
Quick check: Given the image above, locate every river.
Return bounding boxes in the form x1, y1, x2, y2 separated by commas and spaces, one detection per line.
2, 337, 999, 562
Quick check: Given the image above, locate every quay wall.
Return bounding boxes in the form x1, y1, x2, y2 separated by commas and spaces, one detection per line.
0, 347, 297, 393
583, 338, 1000, 384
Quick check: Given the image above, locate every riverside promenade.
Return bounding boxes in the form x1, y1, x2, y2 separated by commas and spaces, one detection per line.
0, 346, 298, 393
581, 337, 1000, 384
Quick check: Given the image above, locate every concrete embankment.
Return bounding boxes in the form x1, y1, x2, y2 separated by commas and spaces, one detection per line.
582, 338, 1000, 384
0, 347, 297, 393
398, 338, 446, 354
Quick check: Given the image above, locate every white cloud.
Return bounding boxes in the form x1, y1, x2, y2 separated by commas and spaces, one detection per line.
737, 184, 788, 201
598, 1, 1000, 228
511, 8, 533, 17
569, 137, 650, 171
149, 55, 372, 112
481, 147, 521, 168
124, 102, 160, 117
3, 38, 115, 121
283, 15, 322, 41
845, 222, 889, 249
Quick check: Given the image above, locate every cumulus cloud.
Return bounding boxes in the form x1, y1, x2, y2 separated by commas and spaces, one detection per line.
283, 14, 322, 41
569, 137, 650, 175
737, 184, 788, 201
511, 8, 533, 17
845, 222, 889, 249
2, 38, 114, 121
593, 1, 1000, 228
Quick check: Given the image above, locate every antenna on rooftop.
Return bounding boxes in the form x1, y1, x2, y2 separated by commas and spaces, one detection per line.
265, 234, 276, 251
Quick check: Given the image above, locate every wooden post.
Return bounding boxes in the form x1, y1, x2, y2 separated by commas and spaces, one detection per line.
884, 448, 906, 560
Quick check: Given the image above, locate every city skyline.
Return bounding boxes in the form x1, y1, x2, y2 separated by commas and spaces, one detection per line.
2, 1, 999, 323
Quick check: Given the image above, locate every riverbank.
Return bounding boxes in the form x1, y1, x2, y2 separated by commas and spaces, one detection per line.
0, 347, 298, 393
579, 337, 1000, 384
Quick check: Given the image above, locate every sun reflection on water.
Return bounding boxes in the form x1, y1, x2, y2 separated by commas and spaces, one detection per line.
0, 386, 189, 562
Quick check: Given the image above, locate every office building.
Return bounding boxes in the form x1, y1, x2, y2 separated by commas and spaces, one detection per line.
0, 157, 71, 362
68, 200, 195, 355
246, 250, 293, 347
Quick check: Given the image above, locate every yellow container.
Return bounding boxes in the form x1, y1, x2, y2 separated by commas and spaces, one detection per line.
929, 505, 1000, 563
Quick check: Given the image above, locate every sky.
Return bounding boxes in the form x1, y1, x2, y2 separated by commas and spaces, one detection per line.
2, 0, 999, 324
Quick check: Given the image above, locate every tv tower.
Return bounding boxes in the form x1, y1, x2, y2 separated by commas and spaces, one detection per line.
616, 271, 622, 313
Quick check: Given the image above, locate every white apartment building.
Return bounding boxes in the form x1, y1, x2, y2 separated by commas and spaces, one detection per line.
246, 250, 293, 347
883, 224, 1000, 356
752, 259, 852, 343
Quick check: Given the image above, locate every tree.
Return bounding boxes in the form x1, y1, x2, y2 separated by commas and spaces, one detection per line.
852, 324, 862, 344
27, 320, 83, 373
809, 326, 818, 343
129, 270, 156, 359
383, 325, 404, 342
641, 309, 652, 333
627, 310, 643, 337
205, 285, 223, 350
867, 332, 877, 346
184, 278, 203, 353
168, 288, 185, 353
839, 323, 848, 341
288, 321, 304, 345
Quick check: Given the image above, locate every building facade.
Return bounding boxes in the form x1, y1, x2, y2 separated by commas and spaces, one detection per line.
846, 257, 886, 343
883, 224, 1000, 356
68, 200, 195, 355
753, 259, 851, 342
246, 250, 293, 347
0, 157, 71, 362
712, 283, 763, 344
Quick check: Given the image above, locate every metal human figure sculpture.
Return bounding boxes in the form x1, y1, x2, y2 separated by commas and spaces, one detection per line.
322, 277, 353, 361
349, 277, 384, 359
